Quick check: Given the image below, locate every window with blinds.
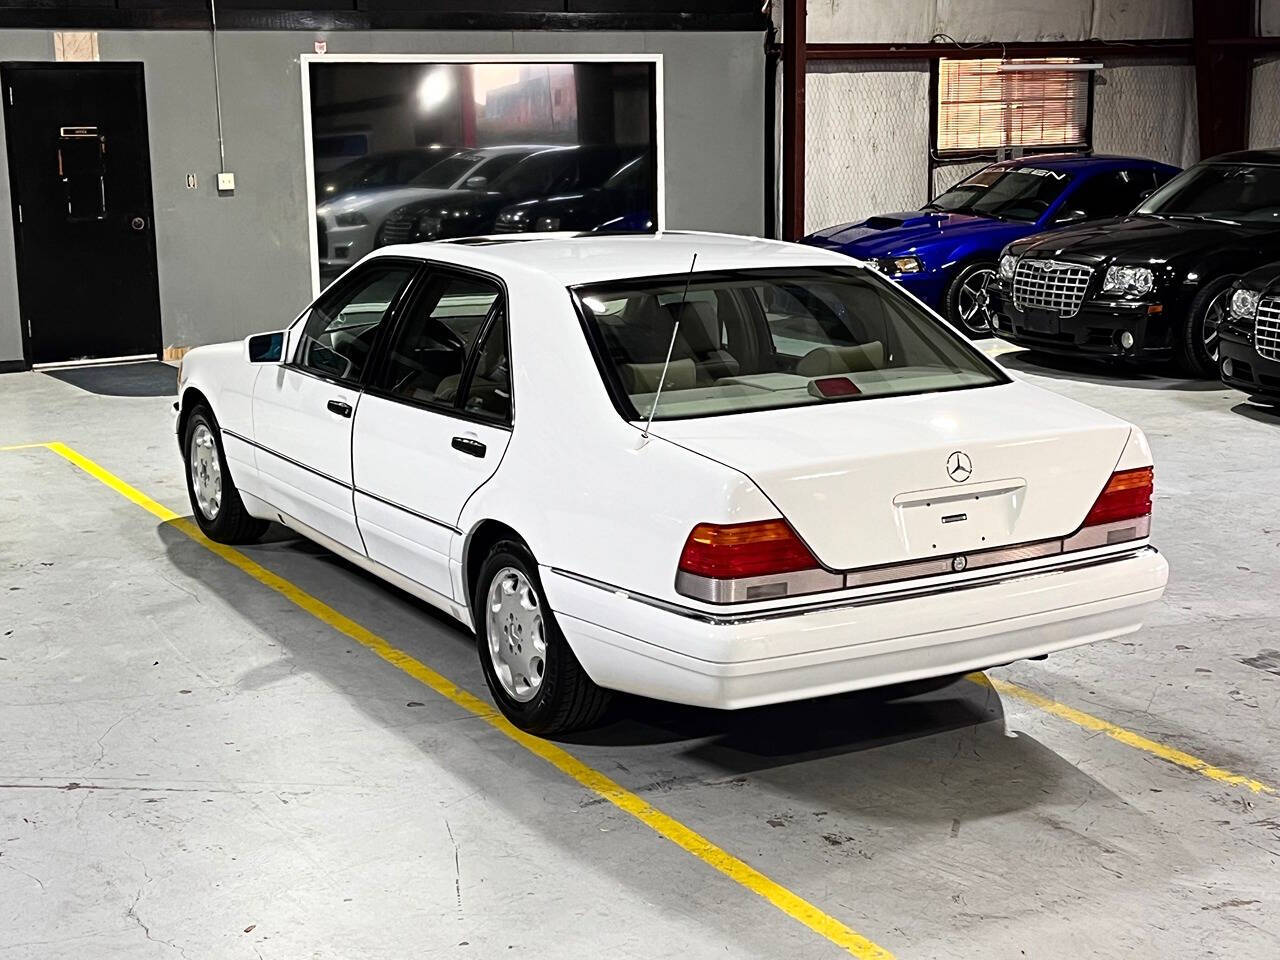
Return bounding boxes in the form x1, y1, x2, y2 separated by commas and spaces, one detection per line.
935, 58, 1091, 155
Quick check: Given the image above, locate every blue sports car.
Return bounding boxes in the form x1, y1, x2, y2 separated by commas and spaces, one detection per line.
803, 154, 1180, 336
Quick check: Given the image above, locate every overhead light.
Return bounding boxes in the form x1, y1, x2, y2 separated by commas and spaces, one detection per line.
997, 61, 1104, 72
418, 68, 452, 112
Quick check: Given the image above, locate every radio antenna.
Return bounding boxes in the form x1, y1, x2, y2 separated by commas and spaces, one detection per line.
642, 252, 698, 440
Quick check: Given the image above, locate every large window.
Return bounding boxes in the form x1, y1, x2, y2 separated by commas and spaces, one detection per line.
307, 57, 660, 291
575, 268, 1006, 422
935, 58, 1091, 156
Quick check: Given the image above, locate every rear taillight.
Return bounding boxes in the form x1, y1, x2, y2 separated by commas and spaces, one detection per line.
679, 520, 816, 578
1083, 467, 1153, 526
676, 520, 841, 604
1064, 466, 1153, 551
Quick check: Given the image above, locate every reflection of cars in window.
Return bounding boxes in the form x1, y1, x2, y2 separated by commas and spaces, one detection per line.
176, 233, 1167, 736
377, 145, 632, 243
989, 150, 1280, 376
315, 146, 457, 201
493, 153, 652, 234
315, 144, 547, 280
804, 155, 1178, 337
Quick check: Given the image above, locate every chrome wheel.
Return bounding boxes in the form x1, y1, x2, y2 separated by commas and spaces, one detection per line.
189, 422, 222, 521
485, 567, 547, 702
1201, 289, 1229, 363
956, 267, 996, 334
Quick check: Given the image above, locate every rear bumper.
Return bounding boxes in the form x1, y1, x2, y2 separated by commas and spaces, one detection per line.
1219, 327, 1280, 400
543, 546, 1167, 710
988, 285, 1175, 359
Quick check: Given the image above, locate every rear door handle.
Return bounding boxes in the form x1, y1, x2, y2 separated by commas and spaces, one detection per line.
451, 436, 486, 458
327, 399, 352, 418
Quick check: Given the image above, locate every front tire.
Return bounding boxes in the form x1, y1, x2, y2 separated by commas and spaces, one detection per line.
945, 261, 998, 337
474, 540, 611, 734
183, 405, 269, 544
1177, 276, 1235, 378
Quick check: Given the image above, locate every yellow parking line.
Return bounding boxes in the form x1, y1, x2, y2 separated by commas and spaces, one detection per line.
968, 673, 1275, 796
22, 441, 894, 960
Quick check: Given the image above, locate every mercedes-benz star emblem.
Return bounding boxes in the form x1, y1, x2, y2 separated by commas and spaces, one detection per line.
947, 450, 973, 483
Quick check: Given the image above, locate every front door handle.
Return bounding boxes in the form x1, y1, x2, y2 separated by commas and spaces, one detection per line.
451, 436, 486, 458
327, 399, 352, 418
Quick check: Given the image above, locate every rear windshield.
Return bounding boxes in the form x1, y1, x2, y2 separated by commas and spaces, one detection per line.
575, 266, 1007, 422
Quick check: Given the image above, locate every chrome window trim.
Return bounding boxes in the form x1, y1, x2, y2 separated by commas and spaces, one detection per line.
553, 546, 1157, 626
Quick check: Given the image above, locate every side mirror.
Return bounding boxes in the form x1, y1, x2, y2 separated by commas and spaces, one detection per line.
1053, 208, 1089, 226
464, 175, 488, 189
1138, 187, 1156, 200
245, 330, 285, 363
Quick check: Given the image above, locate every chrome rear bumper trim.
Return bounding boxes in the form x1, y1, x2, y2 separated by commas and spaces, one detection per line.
552, 545, 1157, 626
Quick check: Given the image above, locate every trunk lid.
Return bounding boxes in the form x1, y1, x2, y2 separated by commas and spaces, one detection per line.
649, 380, 1133, 570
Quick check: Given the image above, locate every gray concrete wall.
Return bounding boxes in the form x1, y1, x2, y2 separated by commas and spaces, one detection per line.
0, 29, 766, 362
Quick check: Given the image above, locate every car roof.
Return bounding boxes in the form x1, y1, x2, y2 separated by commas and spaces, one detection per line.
375, 231, 857, 286
986, 153, 1173, 173
1202, 148, 1280, 165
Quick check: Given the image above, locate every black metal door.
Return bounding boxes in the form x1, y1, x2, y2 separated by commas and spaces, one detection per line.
2, 63, 161, 365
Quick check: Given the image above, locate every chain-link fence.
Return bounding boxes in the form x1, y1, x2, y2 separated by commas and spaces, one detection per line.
804, 60, 930, 234
1251, 57, 1280, 148
1092, 58, 1198, 167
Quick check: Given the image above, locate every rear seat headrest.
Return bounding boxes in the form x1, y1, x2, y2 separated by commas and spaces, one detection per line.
795, 341, 885, 377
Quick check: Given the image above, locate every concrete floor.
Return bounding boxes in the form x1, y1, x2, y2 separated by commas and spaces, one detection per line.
1, 344, 1278, 959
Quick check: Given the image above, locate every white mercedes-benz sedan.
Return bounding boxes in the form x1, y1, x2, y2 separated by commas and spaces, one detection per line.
175, 232, 1169, 734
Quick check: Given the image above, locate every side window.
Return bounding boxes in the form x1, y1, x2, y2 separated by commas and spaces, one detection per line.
1070, 170, 1153, 220
294, 263, 415, 383
461, 311, 512, 424
373, 272, 502, 409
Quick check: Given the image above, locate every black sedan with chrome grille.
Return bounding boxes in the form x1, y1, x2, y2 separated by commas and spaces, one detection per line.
987, 150, 1280, 377
1220, 260, 1280, 403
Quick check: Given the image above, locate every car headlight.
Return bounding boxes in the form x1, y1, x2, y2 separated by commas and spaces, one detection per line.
334, 212, 367, 227
1230, 287, 1261, 323
535, 216, 561, 231
874, 256, 923, 275
998, 254, 1018, 281
1102, 265, 1155, 298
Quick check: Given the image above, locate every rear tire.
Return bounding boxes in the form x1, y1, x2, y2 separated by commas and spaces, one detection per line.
944, 261, 998, 337
1177, 276, 1235, 378
474, 540, 611, 735
183, 405, 269, 544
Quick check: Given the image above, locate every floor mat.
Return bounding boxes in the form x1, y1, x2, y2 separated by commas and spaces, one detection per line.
43, 361, 177, 397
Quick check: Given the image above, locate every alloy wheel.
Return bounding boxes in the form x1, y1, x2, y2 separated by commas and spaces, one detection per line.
1201, 289, 1228, 363
189, 423, 222, 521
485, 567, 547, 702
957, 267, 997, 335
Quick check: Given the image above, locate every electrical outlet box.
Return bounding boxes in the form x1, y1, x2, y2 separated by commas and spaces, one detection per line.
216, 172, 236, 192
